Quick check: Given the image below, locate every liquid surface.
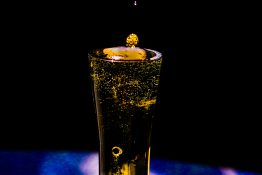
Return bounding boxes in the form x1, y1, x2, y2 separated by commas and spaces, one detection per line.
103, 46, 146, 61
103, 33, 145, 61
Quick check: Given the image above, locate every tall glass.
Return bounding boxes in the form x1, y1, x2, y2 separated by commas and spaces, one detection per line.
89, 47, 162, 175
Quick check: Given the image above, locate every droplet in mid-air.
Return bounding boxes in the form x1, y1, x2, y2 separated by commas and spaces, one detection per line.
126, 33, 139, 48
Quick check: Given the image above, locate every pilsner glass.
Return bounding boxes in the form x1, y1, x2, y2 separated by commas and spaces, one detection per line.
89, 46, 162, 175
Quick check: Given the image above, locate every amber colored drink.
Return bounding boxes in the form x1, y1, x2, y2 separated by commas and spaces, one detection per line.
89, 47, 162, 175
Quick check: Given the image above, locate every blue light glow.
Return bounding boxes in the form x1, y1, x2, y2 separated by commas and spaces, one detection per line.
0, 151, 261, 175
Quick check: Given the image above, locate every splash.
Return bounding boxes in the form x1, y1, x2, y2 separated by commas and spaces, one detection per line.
126, 33, 139, 48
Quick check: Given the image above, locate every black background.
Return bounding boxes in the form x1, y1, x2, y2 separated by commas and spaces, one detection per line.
1, 0, 261, 173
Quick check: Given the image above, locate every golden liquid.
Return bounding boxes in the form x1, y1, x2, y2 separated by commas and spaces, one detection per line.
126, 33, 139, 48
103, 34, 146, 61
89, 34, 162, 175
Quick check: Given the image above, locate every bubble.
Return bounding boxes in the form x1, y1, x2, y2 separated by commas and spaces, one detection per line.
112, 146, 123, 158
